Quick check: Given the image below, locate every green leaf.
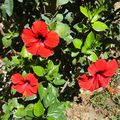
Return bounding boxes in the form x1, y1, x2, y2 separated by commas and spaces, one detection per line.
12, 56, 20, 65
92, 21, 108, 31
32, 66, 45, 77
56, 0, 71, 7
73, 23, 88, 33
25, 95, 37, 101
25, 104, 34, 118
93, 6, 105, 15
13, 32, 19, 38
43, 94, 59, 108
72, 58, 77, 65
47, 60, 54, 70
34, 100, 44, 117
14, 106, 26, 118
80, 6, 92, 19
4, 0, 14, 16
46, 60, 60, 81
38, 83, 47, 100
21, 46, 32, 59
53, 79, 66, 85
53, 75, 66, 85
91, 14, 100, 23
55, 22, 71, 39
71, 52, 79, 57
47, 103, 67, 120
22, 71, 27, 77
17, 0, 23, 2
73, 39, 82, 49
47, 116, 55, 120
1, 113, 10, 120
65, 12, 73, 23
2, 35, 12, 48
81, 32, 95, 54
43, 84, 59, 108
47, 83, 59, 97
56, 14, 63, 22
87, 50, 98, 62
85, 31, 95, 48
74, 23, 83, 33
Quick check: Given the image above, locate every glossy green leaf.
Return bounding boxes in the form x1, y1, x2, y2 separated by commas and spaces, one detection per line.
17, 0, 23, 2
12, 56, 20, 65
91, 14, 100, 23
47, 116, 55, 120
71, 52, 79, 57
47, 83, 59, 97
81, 32, 95, 53
53, 75, 66, 85
56, 14, 63, 22
87, 50, 98, 62
47, 60, 54, 70
74, 23, 83, 33
2, 35, 12, 48
46, 61, 60, 81
74, 23, 88, 33
25, 104, 34, 118
56, 0, 70, 7
13, 32, 19, 38
43, 84, 59, 108
65, 12, 73, 23
4, 0, 14, 16
85, 31, 95, 48
43, 94, 59, 108
92, 21, 108, 31
38, 83, 47, 100
80, 6, 92, 19
73, 39, 82, 49
34, 100, 44, 117
32, 66, 45, 77
55, 22, 71, 39
84, 31, 95, 50
25, 95, 37, 101
1, 113, 10, 120
81, 46, 87, 53
22, 71, 27, 77
47, 103, 67, 120
21, 46, 32, 59
14, 106, 26, 118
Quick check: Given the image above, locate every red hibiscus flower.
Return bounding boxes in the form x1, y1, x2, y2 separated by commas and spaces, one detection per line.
11, 73, 38, 97
21, 20, 60, 58
78, 59, 118, 92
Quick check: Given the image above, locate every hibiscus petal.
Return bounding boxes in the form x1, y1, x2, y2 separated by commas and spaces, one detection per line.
11, 73, 24, 84
23, 89, 34, 97
88, 59, 107, 76
88, 63, 97, 76
78, 74, 93, 90
12, 84, 24, 93
29, 86, 38, 93
95, 59, 107, 72
25, 73, 38, 86
32, 20, 48, 37
90, 76, 100, 91
44, 31, 60, 48
98, 75, 110, 87
78, 74, 108, 92
21, 28, 37, 45
103, 59, 118, 77
37, 43, 54, 58
26, 42, 40, 55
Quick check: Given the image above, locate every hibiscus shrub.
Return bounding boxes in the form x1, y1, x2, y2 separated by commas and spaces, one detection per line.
0, 0, 120, 119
